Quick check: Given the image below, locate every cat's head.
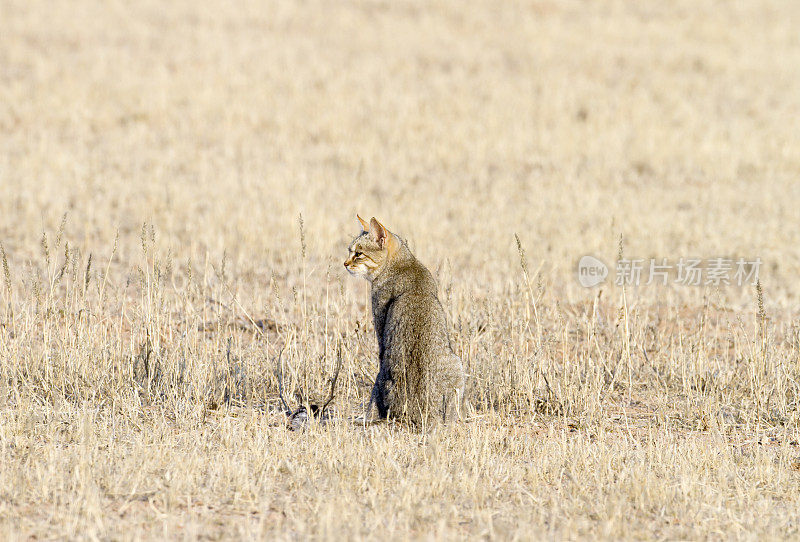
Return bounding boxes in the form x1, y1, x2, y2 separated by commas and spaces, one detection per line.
344, 216, 400, 281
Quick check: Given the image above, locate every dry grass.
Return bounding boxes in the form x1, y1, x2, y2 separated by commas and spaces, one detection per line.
2, 0, 800, 539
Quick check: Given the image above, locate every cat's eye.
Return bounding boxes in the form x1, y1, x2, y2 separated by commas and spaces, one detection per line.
353, 251, 363, 258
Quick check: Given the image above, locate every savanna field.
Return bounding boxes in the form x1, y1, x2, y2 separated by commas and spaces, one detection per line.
2, 0, 800, 539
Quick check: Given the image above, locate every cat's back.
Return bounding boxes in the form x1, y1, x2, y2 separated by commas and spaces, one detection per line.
381, 255, 464, 422
379, 257, 450, 350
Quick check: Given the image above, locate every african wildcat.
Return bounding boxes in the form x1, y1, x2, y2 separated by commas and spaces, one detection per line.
344, 216, 464, 425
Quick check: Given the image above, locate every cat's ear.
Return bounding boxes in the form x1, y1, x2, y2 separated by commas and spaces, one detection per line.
357, 215, 369, 232
369, 217, 389, 246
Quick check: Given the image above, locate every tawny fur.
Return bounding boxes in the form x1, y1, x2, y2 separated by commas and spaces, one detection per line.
345, 216, 464, 426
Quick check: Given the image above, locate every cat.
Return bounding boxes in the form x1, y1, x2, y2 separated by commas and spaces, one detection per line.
344, 216, 464, 426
